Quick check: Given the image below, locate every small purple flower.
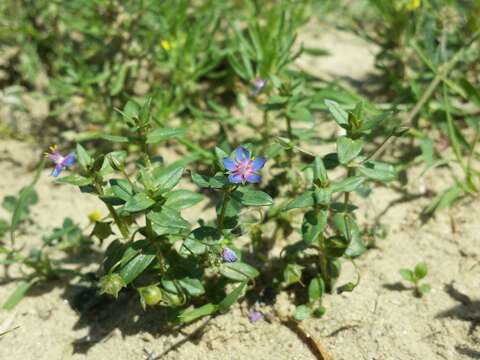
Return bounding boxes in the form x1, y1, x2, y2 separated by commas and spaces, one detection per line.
223, 147, 266, 184
222, 246, 238, 263
45, 145, 76, 177
250, 77, 267, 96
248, 310, 263, 323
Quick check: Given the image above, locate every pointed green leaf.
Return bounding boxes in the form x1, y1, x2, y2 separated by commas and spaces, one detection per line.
146, 128, 186, 144
123, 193, 155, 213
337, 137, 364, 164
325, 100, 348, 126
165, 190, 204, 210
301, 210, 327, 245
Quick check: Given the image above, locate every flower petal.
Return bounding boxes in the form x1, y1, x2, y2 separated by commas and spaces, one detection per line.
62, 153, 76, 167
235, 147, 250, 162
51, 164, 63, 177
251, 156, 266, 171
223, 157, 236, 171
48, 151, 63, 163
222, 247, 238, 263
245, 173, 261, 183
228, 173, 243, 184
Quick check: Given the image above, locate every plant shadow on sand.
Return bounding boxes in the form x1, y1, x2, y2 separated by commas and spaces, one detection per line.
61, 284, 215, 357
436, 282, 480, 359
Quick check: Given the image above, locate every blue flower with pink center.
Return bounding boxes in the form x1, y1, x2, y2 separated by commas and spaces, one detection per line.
223, 147, 266, 184
45, 145, 76, 177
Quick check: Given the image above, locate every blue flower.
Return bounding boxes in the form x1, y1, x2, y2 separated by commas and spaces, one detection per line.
248, 310, 263, 323
45, 145, 76, 177
250, 77, 267, 96
222, 247, 238, 263
223, 147, 266, 184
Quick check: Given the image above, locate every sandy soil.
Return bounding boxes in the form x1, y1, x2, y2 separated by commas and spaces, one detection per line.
1, 22, 479, 360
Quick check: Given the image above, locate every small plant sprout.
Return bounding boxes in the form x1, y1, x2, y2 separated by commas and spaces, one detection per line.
399, 262, 431, 297
45, 145, 76, 177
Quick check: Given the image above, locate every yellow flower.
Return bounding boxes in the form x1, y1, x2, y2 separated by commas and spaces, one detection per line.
405, 0, 421, 11
161, 40, 172, 51
88, 210, 103, 223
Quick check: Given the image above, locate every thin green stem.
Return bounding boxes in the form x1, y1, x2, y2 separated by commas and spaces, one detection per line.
217, 189, 232, 232
93, 179, 129, 239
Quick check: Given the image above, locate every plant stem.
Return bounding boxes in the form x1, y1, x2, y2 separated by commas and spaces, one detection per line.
93, 179, 129, 239
217, 189, 231, 232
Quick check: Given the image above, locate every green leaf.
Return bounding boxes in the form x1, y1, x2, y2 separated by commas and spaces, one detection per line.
330, 176, 365, 193
147, 206, 190, 235
165, 190, 204, 210
232, 188, 273, 206
414, 262, 428, 280
399, 269, 414, 283
10, 159, 44, 244
146, 128, 186, 144
101, 134, 129, 143
419, 136, 434, 167
312, 156, 328, 185
285, 191, 315, 210
418, 284, 431, 295
334, 214, 366, 258
358, 161, 396, 182
287, 106, 313, 122
314, 188, 332, 206
178, 303, 218, 323
154, 166, 184, 193
301, 210, 327, 245
179, 277, 205, 296
76, 143, 92, 171
0, 219, 9, 238
336, 137, 364, 164
459, 77, 480, 107
119, 253, 156, 284
325, 236, 349, 257
122, 100, 140, 124
293, 305, 312, 321
180, 238, 208, 256
191, 172, 211, 188
54, 174, 92, 186
123, 193, 155, 213
308, 277, 324, 303
209, 174, 229, 189
110, 62, 129, 96
325, 100, 348, 126
218, 282, 246, 311
423, 184, 463, 215
3, 280, 35, 310
91, 221, 113, 241
283, 263, 304, 286
110, 179, 133, 201
220, 262, 259, 282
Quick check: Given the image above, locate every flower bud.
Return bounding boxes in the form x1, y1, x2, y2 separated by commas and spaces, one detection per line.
99, 273, 126, 298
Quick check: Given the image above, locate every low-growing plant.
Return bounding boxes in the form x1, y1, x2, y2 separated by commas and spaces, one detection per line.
44, 100, 276, 323
279, 100, 398, 320
399, 261, 431, 297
